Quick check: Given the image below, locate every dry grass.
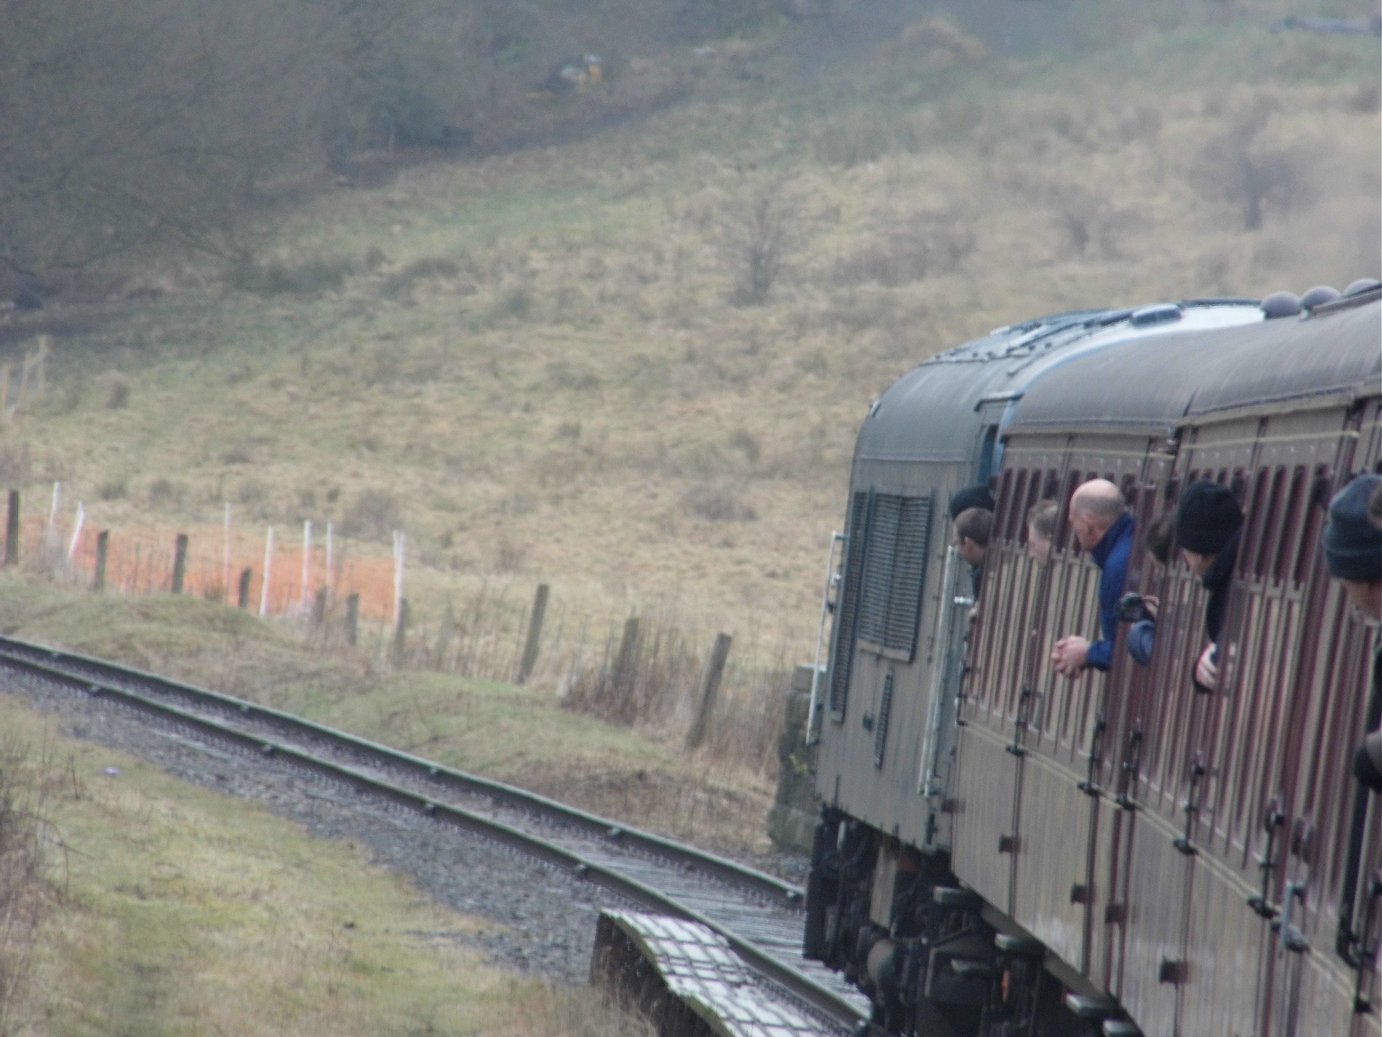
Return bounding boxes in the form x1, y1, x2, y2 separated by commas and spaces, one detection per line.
0, 10, 1371, 800
0, 9, 1371, 829
0, 7, 1371, 1027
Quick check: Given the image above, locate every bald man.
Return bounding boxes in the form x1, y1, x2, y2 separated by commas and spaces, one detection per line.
1051, 479, 1136, 679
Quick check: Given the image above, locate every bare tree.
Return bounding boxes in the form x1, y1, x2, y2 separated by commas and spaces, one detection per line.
720, 180, 800, 306
1194, 93, 1308, 231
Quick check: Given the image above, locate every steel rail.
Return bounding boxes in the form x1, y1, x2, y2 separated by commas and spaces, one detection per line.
0, 635, 800, 899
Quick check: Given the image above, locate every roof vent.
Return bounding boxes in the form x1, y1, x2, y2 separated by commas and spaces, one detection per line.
1345, 277, 1381, 296
1260, 291, 1301, 319
1299, 285, 1340, 310
1129, 303, 1182, 326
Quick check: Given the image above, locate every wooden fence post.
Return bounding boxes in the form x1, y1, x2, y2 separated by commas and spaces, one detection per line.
5, 490, 18, 566
171, 533, 189, 594
237, 568, 253, 609
686, 633, 733, 751
517, 583, 550, 684
94, 530, 109, 592
346, 592, 360, 647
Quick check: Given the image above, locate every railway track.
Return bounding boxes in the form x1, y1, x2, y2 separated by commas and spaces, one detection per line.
0, 635, 871, 1036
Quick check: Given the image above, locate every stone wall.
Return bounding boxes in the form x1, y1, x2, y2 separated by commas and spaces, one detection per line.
767, 664, 821, 852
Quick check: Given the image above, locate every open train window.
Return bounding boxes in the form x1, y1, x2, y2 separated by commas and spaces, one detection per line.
1001, 468, 1026, 541
1291, 467, 1331, 585
1243, 468, 1277, 578
976, 425, 999, 486
1272, 467, 1307, 584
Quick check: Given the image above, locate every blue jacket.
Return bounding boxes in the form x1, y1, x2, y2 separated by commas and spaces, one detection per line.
1087, 512, 1135, 672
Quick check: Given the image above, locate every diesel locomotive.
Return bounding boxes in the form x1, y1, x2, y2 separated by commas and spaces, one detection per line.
803, 283, 1382, 1036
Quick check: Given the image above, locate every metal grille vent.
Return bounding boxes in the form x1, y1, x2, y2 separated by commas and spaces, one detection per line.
857, 494, 933, 659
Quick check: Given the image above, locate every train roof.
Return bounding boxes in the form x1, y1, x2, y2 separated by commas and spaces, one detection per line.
1005, 291, 1381, 436
854, 300, 1264, 463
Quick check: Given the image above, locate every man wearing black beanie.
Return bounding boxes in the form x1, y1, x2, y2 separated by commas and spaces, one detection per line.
1321, 474, 1382, 793
1175, 480, 1244, 691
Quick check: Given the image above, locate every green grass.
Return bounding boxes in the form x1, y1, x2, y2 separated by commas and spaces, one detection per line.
6, 697, 651, 1036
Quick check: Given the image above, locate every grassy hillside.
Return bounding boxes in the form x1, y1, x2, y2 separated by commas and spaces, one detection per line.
2, 0, 1378, 680
0, 3, 1375, 1029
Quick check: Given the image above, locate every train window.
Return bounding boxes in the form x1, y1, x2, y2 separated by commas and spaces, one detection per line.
1291, 468, 1331, 585
976, 425, 999, 486
1005, 468, 1028, 541
1059, 470, 1082, 549
1272, 468, 1307, 583
856, 493, 934, 660
1119, 473, 1137, 508
828, 490, 872, 719
1042, 469, 1061, 501
1243, 468, 1276, 578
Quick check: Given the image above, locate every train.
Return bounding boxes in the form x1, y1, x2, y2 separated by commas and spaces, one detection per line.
802, 281, 1382, 1036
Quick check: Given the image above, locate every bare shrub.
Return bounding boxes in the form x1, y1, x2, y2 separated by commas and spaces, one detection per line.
718, 181, 801, 307
1194, 91, 1308, 230
363, 245, 389, 271
0, 736, 57, 1034
1047, 186, 1133, 260
341, 489, 403, 542
229, 256, 358, 296
684, 481, 757, 522
726, 427, 760, 465
0, 445, 31, 487
146, 477, 183, 507
834, 209, 975, 286
811, 116, 911, 167
561, 612, 701, 728
694, 652, 791, 776
1346, 79, 1381, 114
377, 256, 461, 300
493, 537, 527, 574
403, 582, 531, 679
100, 372, 131, 409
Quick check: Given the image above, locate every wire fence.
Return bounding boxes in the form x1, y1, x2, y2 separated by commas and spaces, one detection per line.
6, 485, 795, 773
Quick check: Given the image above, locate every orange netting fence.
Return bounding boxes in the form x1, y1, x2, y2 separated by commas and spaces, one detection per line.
15, 508, 399, 622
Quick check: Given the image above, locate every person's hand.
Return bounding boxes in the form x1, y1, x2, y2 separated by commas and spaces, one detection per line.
1194, 642, 1218, 688
1052, 635, 1090, 678
1142, 595, 1159, 620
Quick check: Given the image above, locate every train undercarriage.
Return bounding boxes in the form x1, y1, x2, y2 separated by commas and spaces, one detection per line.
804, 808, 1135, 1037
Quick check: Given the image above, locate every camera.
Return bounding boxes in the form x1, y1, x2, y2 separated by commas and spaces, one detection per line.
1118, 592, 1149, 622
